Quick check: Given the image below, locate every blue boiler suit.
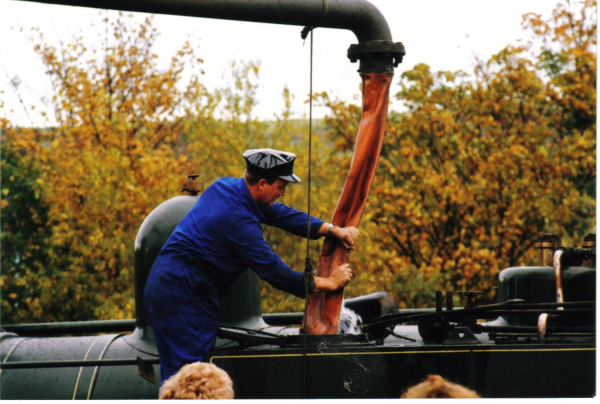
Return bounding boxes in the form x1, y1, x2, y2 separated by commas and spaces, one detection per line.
144, 177, 324, 383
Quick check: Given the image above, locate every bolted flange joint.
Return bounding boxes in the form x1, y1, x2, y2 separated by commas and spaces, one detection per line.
347, 40, 405, 74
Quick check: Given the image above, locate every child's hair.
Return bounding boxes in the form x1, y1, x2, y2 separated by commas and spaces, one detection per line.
401, 374, 480, 398
159, 362, 234, 400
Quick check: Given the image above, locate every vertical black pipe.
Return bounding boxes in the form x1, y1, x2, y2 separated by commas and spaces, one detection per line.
435, 291, 443, 317
446, 291, 453, 311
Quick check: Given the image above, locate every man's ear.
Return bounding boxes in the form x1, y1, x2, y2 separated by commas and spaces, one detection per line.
257, 178, 268, 189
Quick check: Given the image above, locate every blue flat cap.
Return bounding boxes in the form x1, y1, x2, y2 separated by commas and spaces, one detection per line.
242, 148, 301, 183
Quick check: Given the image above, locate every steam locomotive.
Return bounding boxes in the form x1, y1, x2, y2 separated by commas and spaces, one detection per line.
1, 0, 595, 399
1, 174, 595, 399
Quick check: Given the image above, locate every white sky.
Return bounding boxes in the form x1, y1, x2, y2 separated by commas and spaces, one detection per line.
0, 0, 562, 127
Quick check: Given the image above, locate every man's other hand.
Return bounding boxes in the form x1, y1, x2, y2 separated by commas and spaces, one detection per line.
314, 263, 353, 292
330, 263, 353, 289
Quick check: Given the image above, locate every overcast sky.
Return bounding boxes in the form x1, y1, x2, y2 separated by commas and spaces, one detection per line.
1, 0, 563, 127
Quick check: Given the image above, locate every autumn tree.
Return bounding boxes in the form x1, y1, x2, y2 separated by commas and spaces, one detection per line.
337, 0, 596, 307
3, 0, 594, 322
2, 14, 216, 323
1, 13, 325, 321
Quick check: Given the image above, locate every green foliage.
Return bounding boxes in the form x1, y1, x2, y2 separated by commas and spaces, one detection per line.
1, 125, 53, 322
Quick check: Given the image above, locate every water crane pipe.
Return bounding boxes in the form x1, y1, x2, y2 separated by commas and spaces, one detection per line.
20, 0, 405, 73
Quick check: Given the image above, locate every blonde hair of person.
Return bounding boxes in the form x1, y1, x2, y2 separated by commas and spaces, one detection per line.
159, 362, 234, 400
401, 374, 480, 399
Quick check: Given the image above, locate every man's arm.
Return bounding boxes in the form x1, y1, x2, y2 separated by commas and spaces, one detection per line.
261, 204, 360, 250
260, 203, 324, 239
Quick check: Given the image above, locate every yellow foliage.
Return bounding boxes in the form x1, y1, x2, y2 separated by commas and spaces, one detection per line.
356, 0, 595, 307
2, 1, 596, 322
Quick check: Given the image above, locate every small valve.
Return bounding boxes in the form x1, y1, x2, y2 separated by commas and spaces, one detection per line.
457, 291, 483, 308
181, 174, 201, 196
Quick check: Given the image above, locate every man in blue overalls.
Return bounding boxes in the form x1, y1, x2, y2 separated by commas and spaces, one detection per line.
145, 148, 359, 383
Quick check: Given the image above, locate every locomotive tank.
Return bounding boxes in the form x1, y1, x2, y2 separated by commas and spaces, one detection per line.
494, 235, 596, 328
